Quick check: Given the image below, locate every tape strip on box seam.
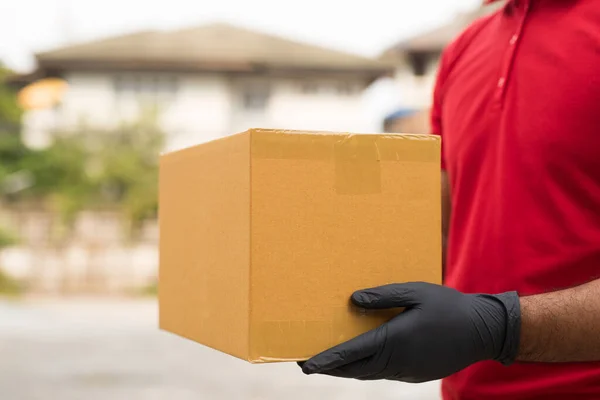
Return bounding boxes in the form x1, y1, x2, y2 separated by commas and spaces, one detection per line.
250, 130, 439, 195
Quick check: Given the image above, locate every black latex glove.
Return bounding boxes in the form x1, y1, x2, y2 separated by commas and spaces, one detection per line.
299, 282, 521, 383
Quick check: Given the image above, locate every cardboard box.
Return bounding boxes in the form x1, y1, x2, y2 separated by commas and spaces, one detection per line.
159, 128, 441, 363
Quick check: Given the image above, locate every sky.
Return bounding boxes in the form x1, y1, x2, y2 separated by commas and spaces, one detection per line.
1, 0, 481, 73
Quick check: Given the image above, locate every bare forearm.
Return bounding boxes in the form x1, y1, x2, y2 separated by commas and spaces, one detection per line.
518, 278, 600, 362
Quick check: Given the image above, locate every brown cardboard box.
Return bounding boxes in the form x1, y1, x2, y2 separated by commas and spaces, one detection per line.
159, 128, 441, 363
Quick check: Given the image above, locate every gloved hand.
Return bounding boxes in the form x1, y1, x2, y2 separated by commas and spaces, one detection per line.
299, 282, 521, 382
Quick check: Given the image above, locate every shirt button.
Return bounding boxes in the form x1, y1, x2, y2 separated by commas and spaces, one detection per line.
498, 77, 506, 88
510, 34, 518, 45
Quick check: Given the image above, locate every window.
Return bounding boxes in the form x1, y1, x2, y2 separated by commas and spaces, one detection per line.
113, 74, 178, 100
407, 52, 432, 77
298, 80, 358, 96
336, 82, 358, 96
241, 85, 270, 111
156, 75, 178, 94
300, 81, 319, 94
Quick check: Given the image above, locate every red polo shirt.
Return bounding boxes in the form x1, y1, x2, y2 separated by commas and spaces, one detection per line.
432, 0, 600, 398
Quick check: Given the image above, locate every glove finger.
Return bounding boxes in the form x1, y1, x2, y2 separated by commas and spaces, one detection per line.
357, 372, 389, 381
351, 282, 426, 309
310, 356, 379, 379
302, 325, 386, 375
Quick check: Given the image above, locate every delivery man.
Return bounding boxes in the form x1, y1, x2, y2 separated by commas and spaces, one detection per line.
299, 0, 600, 398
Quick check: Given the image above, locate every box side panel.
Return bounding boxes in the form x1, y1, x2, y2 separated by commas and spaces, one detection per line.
159, 133, 250, 360
249, 131, 441, 362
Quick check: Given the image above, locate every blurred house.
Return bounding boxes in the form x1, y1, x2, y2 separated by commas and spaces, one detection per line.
2, 24, 394, 294
15, 23, 392, 151
380, 2, 502, 133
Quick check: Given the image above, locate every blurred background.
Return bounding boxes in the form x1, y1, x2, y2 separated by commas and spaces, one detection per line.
0, 0, 499, 398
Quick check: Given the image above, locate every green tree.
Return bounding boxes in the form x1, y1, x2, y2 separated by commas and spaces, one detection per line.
29, 109, 164, 240
0, 70, 163, 242
82, 111, 163, 238
0, 71, 164, 292
0, 65, 22, 133
97, 120, 162, 237
0, 65, 27, 196
0, 65, 26, 295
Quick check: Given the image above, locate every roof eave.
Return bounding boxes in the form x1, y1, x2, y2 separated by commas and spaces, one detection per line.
35, 58, 394, 80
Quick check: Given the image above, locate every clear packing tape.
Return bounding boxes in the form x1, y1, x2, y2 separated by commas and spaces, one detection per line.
250, 128, 440, 195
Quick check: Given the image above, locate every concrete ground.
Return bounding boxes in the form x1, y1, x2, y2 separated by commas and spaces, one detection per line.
0, 298, 440, 400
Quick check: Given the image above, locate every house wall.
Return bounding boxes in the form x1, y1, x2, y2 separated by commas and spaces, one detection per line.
267, 78, 369, 133
21, 71, 375, 152
60, 72, 116, 128
160, 74, 233, 151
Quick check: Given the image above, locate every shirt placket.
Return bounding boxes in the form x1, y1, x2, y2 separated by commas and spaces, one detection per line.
494, 0, 531, 106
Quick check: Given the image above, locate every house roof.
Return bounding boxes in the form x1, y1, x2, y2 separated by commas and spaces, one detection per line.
380, 2, 504, 60
33, 23, 393, 78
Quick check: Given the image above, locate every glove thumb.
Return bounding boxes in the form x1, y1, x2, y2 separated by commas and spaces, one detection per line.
351, 282, 425, 309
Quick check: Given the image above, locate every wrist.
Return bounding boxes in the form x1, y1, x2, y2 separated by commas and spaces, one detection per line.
493, 291, 521, 365
473, 291, 521, 364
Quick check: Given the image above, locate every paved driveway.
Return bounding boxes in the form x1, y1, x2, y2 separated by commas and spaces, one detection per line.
0, 298, 440, 400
